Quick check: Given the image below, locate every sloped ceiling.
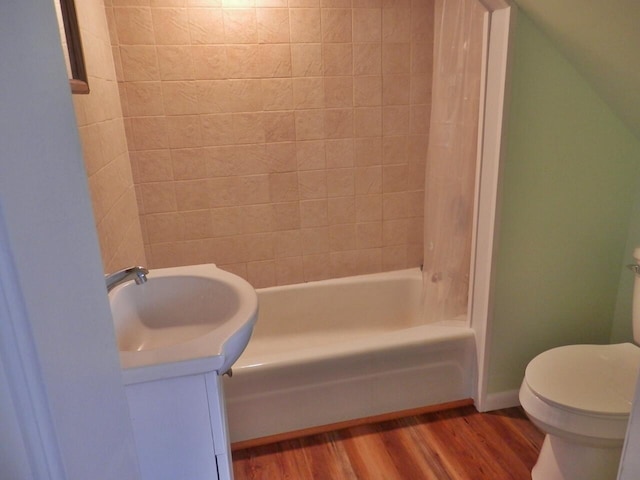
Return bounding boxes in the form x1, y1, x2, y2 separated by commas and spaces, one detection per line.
514, 0, 640, 139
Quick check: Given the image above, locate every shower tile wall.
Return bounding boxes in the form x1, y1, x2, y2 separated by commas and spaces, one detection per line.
106, 0, 433, 287
73, 0, 146, 273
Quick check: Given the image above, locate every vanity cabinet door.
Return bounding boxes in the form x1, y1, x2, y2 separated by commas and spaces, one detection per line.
125, 375, 219, 480
205, 372, 234, 480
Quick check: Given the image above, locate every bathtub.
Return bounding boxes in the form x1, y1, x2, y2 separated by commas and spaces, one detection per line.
223, 268, 477, 445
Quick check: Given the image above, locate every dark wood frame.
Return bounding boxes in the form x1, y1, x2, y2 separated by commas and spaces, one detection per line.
58, 0, 89, 94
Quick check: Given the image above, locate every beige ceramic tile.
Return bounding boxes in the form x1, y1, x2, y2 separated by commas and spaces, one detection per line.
321, 9, 352, 43
293, 77, 325, 109
322, 44, 353, 76
354, 107, 382, 137
382, 244, 407, 270
257, 8, 290, 43
353, 8, 381, 42
296, 140, 326, 170
382, 135, 408, 164
321, 0, 351, 7
145, 212, 183, 243
161, 81, 199, 115
354, 136, 382, 165
329, 251, 359, 278
326, 168, 355, 197
171, 148, 207, 180
274, 229, 302, 257
295, 110, 325, 140
188, 8, 225, 44
175, 179, 210, 210
353, 75, 382, 106
266, 142, 297, 172
182, 209, 213, 240
263, 111, 296, 142
324, 76, 353, 108
355, 193, 382, 221
383, 105, 410, 135
200, 113, 235, 146
167, 115, 203, 148
382, 74, 410, 105
226, 45, 261, 78
302, 253, 331, 281
382, 191, 408, 219
223, 8, 258, 44
301, 226, 329, 253
272, 202, 301, 230
247, 261, 276, 288
300, 199, 328, 227
242, 233, 275, 262
324, 108, 354, 139
232, 112, 265, 144
120, 45, 160, 81
258, 44, 292, 77
192, 46, 228, 79
355, 165, 382, 194
269, 172, 299, 202
325, 138, 354, 168
298, 170, 327, 200
240, 204, 274, 233
210, 206, 243, 237
329, 224, 356, 251
289, 0, 319, 6
411, 7, 434, 43
140, 181, 177, 213
256, 0, 287, 7
382, 42, 410, 73
410, 104, 431, 134
130, 116, 169, 150
355, 247, 382, 274
327, 196, 355, 224
356, 221, 382, 248
382, 8, 411, 42
383, 164, 408, 192
156, 46, 194, 80
291, 44, 323, 77
236, 175, 271, 205
114, 7, 154, 45
123, 82, 164, 117
289, 8, 322, 43
275, 257, 304, 285
152, 7, 190, 44
130, 150, 173, 183
262, 78, 294, 110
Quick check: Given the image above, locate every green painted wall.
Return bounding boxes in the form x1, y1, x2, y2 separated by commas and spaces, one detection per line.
487, 13, 640, 394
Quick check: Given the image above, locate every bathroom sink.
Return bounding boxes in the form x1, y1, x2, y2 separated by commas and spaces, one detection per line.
108, 264, 258, 376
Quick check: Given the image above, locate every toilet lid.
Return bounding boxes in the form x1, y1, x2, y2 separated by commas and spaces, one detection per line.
524, 343, 640, 415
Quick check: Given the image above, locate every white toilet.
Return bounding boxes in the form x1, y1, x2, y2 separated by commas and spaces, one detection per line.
520, 248, 640, 480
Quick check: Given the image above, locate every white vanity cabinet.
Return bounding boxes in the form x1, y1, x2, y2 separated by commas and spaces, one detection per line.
124, 371, 233, 480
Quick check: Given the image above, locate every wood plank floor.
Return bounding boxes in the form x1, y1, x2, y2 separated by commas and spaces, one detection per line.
232, 406, 544, 479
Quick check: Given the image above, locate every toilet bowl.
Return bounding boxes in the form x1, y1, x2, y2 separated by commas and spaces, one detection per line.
520, 248, 640, 480
520, 343, 640, 479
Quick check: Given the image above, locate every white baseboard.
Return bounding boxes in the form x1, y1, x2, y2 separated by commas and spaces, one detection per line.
478, 389, 520, 412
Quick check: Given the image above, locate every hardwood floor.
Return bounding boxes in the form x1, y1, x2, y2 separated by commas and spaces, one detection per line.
232, 406, 544, 479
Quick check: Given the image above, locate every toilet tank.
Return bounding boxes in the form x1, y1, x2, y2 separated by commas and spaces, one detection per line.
633, 247, 640, 344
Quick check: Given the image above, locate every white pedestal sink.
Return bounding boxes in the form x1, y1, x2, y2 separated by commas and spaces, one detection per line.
108, 264, 258, 480
109, 263, 258, 383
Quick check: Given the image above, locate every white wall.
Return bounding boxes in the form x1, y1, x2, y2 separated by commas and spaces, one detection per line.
0, 0, 140, 478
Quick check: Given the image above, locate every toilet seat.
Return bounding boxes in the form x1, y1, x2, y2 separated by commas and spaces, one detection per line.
520, 343, 640, 444
524, 343, 640, 416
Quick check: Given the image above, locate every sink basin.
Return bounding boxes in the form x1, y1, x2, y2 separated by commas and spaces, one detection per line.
109, 264, 258, 378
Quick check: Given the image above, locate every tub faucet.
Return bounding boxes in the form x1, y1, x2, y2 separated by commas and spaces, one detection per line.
105, 266, 149, 293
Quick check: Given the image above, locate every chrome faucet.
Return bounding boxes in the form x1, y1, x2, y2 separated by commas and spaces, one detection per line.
105, 266, 149, 293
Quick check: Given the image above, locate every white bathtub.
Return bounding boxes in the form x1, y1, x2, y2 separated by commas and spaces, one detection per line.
224, 268, 477, 444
